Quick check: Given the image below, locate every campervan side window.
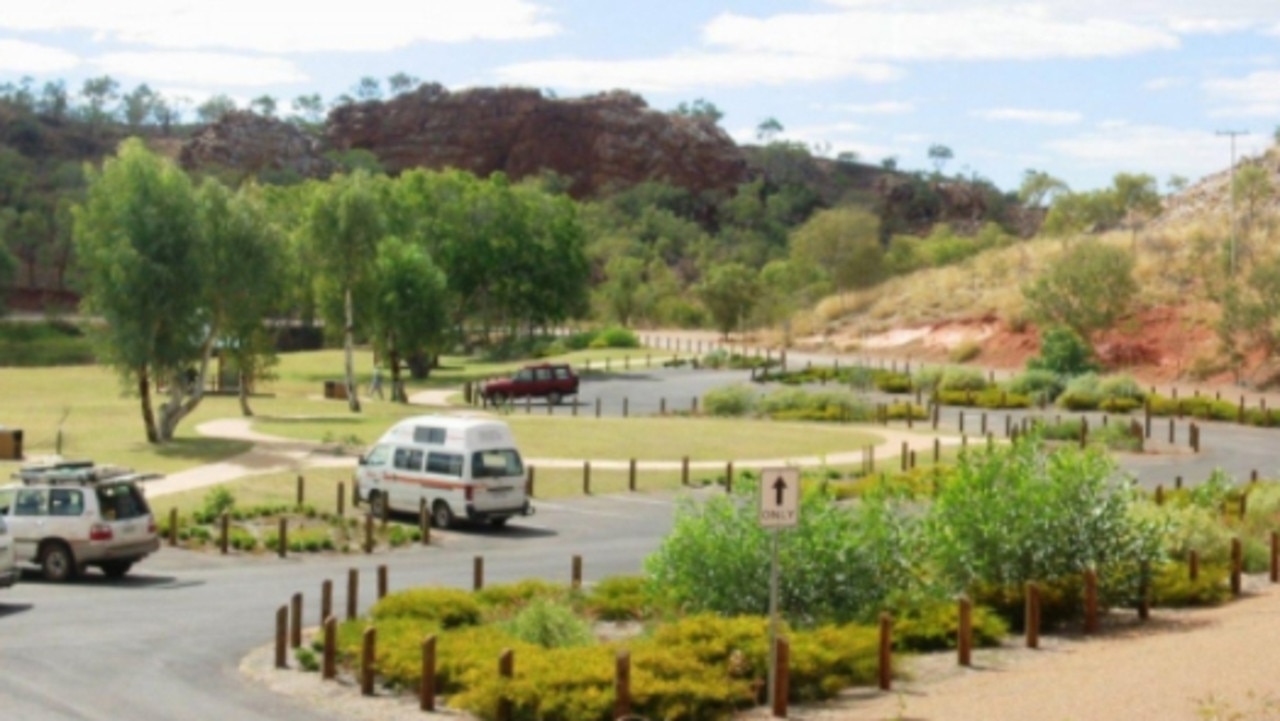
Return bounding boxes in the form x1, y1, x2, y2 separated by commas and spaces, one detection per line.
426, 452, 463, 477
471, 450, 524, 478
393, 447, 425, 472
413, 426, 446, 444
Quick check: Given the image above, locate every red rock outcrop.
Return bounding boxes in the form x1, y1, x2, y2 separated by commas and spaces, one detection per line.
179, 111, 334, 179
324, 84, 749, 198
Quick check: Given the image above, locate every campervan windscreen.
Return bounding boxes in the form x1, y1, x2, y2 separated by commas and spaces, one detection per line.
471, 450, 524, 478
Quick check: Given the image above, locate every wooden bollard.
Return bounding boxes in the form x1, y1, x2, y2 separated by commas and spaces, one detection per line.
932, 403, 940, 430
1083, 568, 1099, 635
692, 396, 699, 415
571, 555, 583, 588
361, 627, 377, 696
614, 650, 631, 720
622, 397, 628, 418
628, 459, 637, 492
681, 456, 690, 486
1189, 550, 1199, 582
933, 438, 940, 463
959, 411, 966, 433
900, 441, 908, 471
420, 503, 430, 546
338, 481, 345, 517
1138, 563, 1151, 621
1191, 423, 1200, 452
377, 564, 388, 600
583, 461, 591, 495
296, 474, 305, 506
958, 596, 972, 667
772, 636, 790, 718
878, 614, 893, 691
219, 512, 229, 554
1025, 582, 1041, 649
1155, 485, 1164, 505
1231, 538, 1243, 597
660, 397, 666, 415
1176, 475, 1183, 490
1169, 418, 1175, 444
278, 517, 288, 559
497, 649, 514, 721
725, 461, 734, 493
1004, 414, 1011, 437
321, 579, 333, 624
474, 555, 484, 591
380, 492, 389, 529
364, 514, 374, 554
1271, 532, 1279, 584
290, 592, 303, 648
347, 568, 358, 621
909, 450, 916, 469
420, 636, 438, 711
980, 412, 988, 435
1080, 417, 1089, 449
275, 604, 288, 669
322, 616, 337, 680
526, 465, 536, 497
595, 397, 601, 418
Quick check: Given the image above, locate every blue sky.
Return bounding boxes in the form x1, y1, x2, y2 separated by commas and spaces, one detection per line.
2, 0, 1279, 193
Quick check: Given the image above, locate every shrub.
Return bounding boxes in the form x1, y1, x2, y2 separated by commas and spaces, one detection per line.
1027, 325, 1097, 377
924, 438, 1163, 624
1004, 369, 1065, 402
890, 595, 1009, 651
757, 387, 870, 423
1149, 561, 1231, 607
475, 579, 568, 613
294, 646, 320, 672
583, 576, 653, 620
595, 326, 640, 348
939, 366, 988, 392
646, 478, 921, 623
1098, 374, 1146, 403
370, 587, 482, 628
702, 384, 758, 417
503, 598, 595, 649
948, 341, 982, 363
228, 528, 257, 551
912, 366, 945, 392
873, 371, 913, 394
1057, 373, 1102, 410
200, 487, 236, 521
937, 388, 1031, 409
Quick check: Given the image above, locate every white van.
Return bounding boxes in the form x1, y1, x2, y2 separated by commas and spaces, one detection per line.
355, 415, 532, 529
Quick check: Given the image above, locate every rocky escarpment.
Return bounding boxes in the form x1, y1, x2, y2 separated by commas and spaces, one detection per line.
324, 84, 750, 198
179, 111, 334, 180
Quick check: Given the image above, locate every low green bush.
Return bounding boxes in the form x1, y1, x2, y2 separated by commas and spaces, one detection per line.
937, 388, 1031, 409
0, 321, 96, 367
503, 598, 595, 648
370, 587, 482, 628
295, 646, 320, 672
702, 384, 758, 417
890, 596, 1009, 651
475, 579, 568, 613
583, 576, 652, 620
1149, 561, 1231, 607
874, 371, 913, 394
595, 326, 640, 348
1004, 369, 1064, 402
938, 366, 988, 392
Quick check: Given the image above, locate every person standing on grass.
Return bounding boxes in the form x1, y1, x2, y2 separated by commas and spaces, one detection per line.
369, 364, 385, 400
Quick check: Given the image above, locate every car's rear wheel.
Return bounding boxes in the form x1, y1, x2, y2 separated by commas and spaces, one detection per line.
41, 542, 78, 582
488, 517, 510, 528
547, 391, 562, 406
101, 560, 134, 579
432, 501, 455, 530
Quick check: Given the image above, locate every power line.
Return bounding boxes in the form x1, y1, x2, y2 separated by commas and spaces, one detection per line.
1216, 129, 1249, 276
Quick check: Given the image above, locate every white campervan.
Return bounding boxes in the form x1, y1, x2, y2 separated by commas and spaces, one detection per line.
355, 415, 532, 529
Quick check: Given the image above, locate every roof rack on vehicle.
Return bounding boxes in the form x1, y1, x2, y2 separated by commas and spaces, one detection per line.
12, 461, 143, 486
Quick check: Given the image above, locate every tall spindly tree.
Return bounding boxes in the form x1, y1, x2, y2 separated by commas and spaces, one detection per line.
369, 237, 449, 400
307, 170, 385, 412
73, 139, 207, 442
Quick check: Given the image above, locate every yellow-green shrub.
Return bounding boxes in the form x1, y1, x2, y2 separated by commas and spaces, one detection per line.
475, 579, 569, 614
583, 576, 652, 620
1149, 561, 1231, 607
370, 587, 481, 627
890, 598, 1009, 651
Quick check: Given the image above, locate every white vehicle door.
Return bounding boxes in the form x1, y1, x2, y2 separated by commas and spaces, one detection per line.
425, 451, 465, 513
8, 487, 49, 563
46, 487, 89, 548
467, 449, 527, 513
388, 446, 426, 512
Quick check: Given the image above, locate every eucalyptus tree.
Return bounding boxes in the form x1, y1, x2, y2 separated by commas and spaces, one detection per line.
369, 237, 449, 399
73, 139, 207, 442
306, 170, 386, 411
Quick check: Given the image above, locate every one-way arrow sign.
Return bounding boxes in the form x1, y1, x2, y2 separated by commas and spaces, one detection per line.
759, 467, 800, 528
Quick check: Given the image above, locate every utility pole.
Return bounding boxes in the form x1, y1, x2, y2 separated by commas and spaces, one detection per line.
1216, 129, 1249, 276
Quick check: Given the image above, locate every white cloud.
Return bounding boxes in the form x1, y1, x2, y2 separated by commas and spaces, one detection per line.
704, 7, 1178, 63
1203, 70, 1280, 118
0, 39, 80, 73
1047, 123, 1270, 181
93, 52, 307, 87
1145, 76, 1187, 90
972, 108, 1083, 125
1, 0, 559, 53
495, 52, 900, 93
828, 100, 914, 115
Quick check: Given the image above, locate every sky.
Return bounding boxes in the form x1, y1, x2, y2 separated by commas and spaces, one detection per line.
2, 0, 1280, 193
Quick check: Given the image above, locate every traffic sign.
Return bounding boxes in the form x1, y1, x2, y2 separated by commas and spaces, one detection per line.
759, 467, 799, 528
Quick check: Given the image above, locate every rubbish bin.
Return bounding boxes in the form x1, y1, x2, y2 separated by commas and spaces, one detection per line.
323, 381, 348, 400
0, 429, 23, 460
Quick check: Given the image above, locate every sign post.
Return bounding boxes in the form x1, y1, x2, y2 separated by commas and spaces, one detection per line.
759, 467, 799, 713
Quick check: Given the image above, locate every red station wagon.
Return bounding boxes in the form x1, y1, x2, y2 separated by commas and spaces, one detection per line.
482, 364, 579, 406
